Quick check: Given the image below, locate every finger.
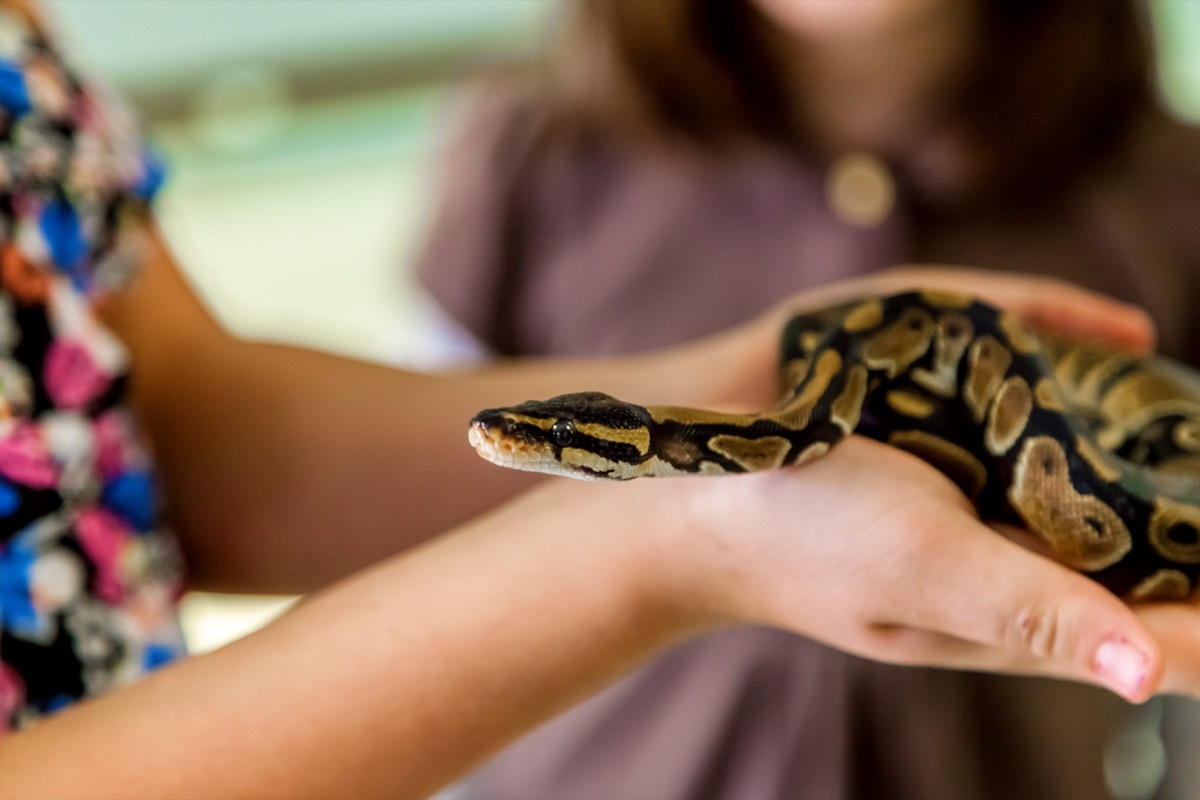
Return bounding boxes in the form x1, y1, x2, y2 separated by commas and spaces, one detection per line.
867, 514, 1163, 702
766, 265, 1155, 353
885, 266, 1157, 353
1134, 604, 1200, 699
992, 284, 1155, 354
793, 265, 1157, 353
854, 625, 1083, 682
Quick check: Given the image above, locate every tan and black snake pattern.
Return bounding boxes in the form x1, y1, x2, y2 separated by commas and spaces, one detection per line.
469, 291, 1200, 601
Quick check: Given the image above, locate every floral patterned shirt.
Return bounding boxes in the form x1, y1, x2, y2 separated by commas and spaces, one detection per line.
0, 10, 186, 731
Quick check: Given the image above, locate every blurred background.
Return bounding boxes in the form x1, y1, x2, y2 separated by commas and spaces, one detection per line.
48, 0, 560, 651
43, 0, 1200, 653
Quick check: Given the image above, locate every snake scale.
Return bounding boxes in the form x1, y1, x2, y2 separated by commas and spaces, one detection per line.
469, 291, 1200, 601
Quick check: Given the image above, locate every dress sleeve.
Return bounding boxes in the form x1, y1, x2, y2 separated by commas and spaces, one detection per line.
414, 85, 541, 356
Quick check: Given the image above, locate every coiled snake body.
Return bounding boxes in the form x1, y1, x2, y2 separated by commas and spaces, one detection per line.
469, 291, 1200, 600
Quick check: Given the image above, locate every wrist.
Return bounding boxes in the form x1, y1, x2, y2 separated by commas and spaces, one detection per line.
489, 479, 702, 644
544, 477, 730, 643
619, 474, 762, 636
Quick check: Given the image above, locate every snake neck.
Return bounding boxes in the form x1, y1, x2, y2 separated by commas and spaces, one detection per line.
641, 404, 847, 476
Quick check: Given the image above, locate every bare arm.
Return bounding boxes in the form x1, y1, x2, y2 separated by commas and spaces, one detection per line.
5, 432, 1197, 799
0, 477, 684, 799
102, 229, 1156, 594
100, 228, 777, 592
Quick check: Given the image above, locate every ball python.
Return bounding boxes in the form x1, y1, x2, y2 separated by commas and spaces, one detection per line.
468, 291, 1200, 601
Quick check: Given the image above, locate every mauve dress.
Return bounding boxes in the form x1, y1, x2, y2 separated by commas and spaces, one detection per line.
417, 91, 1200, 800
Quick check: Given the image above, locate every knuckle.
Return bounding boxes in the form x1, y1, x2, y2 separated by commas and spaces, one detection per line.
1005, 603, 1063, 660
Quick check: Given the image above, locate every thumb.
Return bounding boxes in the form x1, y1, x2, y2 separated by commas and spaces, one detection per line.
891, 519, 1163, 702
995, 578, 1161, 702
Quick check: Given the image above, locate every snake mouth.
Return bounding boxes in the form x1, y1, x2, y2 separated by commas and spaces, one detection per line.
468, 420, 558, 472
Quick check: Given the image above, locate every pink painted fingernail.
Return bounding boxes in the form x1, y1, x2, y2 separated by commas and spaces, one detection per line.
1094, 638, 1149, 699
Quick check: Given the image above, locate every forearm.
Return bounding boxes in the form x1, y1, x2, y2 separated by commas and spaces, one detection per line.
106, 229, 776, 592
172, 340, 761, 592
0, 480, 694, 799
107, 232, 1151, 595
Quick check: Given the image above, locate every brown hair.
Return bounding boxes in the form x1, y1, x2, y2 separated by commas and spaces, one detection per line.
528, 0, 1155, 207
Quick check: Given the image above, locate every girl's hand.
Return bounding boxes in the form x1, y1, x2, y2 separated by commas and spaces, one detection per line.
787, 264, 1156, 352
643, 436, 1164, 702
709, 265, 1155, 412
553, 267, 1167, 701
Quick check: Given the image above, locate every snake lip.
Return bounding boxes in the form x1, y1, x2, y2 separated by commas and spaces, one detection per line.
467, 421, 490, 454
468, 420, 509, 456
468, 420, 552, 470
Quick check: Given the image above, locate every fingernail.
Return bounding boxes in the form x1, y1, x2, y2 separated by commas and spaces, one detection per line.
1094, 638, 1149, 699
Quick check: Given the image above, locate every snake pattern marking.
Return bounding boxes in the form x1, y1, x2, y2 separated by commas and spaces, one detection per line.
469, 291, 1200, 601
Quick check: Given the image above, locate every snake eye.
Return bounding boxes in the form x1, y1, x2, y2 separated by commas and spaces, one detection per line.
550, 420, 576, 447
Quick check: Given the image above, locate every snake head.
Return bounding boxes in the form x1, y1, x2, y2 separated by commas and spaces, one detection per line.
469, 392, 654, 480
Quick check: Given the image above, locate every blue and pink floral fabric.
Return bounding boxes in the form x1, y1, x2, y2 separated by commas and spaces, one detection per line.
0, 10, 185, 731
